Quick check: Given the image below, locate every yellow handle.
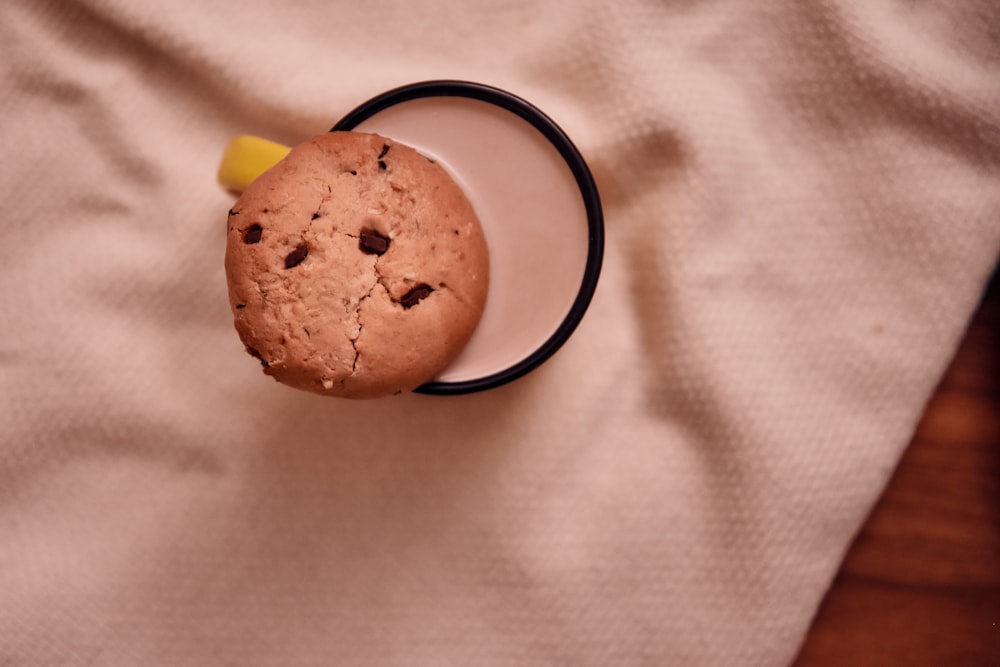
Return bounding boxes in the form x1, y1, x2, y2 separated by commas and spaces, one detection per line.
217, 135, 292, 193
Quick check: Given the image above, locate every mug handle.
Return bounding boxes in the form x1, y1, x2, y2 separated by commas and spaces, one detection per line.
217, 135, 291, 193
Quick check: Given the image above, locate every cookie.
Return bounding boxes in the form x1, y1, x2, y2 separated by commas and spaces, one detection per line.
225, 131, 489, 398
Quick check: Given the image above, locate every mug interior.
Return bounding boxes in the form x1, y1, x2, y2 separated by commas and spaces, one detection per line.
333, 82, 603, 394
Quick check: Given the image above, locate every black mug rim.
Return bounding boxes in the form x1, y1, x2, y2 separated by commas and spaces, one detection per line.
331, 80, 604, 395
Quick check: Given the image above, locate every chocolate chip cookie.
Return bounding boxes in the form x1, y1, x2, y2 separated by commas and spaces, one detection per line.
225, 131, 489, 398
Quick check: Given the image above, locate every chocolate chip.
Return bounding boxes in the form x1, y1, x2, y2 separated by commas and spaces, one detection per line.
228, 208, 239, 216
378, 144, 390, 158
284, 243, 308, 268
378, 160, 387, 170
243, 224, 262, 244
348, 170, 357, 175
235, 303, 246, 310
400, 284, 433, 308
246, 345, 269, 368
359, 229, 390, 255
311, 212, 321, 220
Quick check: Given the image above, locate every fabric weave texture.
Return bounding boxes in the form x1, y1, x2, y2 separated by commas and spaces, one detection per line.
1, 1, 999, 665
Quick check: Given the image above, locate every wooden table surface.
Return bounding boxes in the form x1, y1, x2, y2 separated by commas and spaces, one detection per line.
793, 273, 1000, 666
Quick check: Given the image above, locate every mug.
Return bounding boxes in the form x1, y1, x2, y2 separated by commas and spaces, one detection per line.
218, 80, 603, 395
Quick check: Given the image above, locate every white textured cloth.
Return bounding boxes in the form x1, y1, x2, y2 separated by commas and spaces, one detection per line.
2, 1, 998, 664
